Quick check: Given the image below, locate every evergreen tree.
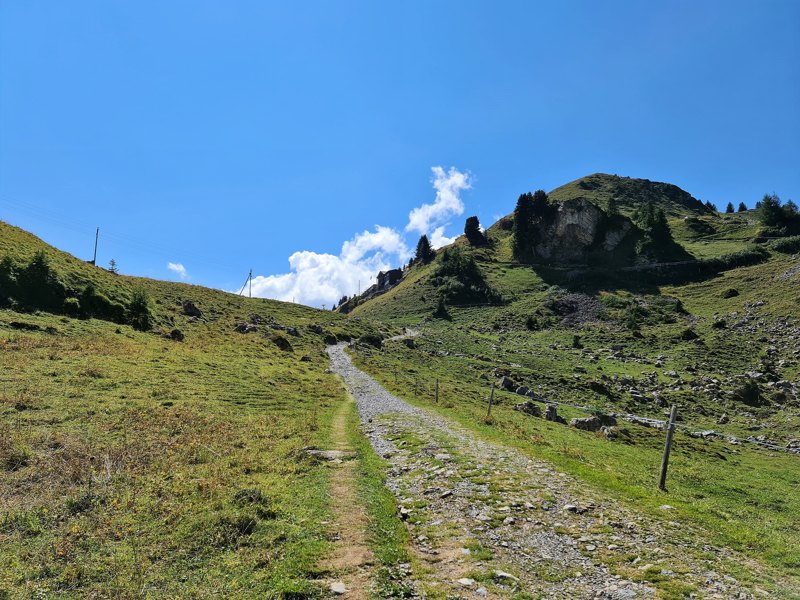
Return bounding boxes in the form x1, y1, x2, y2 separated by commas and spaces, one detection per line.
738, 202, 747, 212
464, 216, 486, 246
108, 258, 119, 274
415, 234, 435, 263
512, 193, 534, 261
758, 193, 784, 227
725, 202, 734, 213
784, 199, 798, 218
705, 200, 716, 211
606, 196, 619, 216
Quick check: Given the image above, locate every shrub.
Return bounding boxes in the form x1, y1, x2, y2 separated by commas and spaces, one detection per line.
464, 216, 486, 246
771, 236, 800, 254
127, 288, 154, 331
431, 247, 503, 305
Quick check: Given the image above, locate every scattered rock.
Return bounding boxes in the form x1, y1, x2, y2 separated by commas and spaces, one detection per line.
166, 328, 184, 341
182, 300, 202, 317
570, 416, 603, 431
513, 401, 542, 417
330, 581, 347, 595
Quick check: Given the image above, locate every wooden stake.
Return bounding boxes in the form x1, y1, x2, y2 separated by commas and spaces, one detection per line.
658, 405, 678, 491
487, 382, 495, 418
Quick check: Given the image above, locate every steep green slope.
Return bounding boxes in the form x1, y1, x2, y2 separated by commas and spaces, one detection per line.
0, 221, 397, 597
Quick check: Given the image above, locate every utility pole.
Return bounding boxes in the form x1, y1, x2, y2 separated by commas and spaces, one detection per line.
249, 269, 252, 298
658, 405, 678, 491
91, 227, 99, 266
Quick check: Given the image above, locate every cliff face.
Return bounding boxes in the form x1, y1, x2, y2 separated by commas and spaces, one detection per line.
531, 198, 637, 265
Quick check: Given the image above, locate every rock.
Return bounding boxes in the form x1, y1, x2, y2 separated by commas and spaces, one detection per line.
271, 334, 293, 351
515, 386, 530, 396
300, 355, 311, 362
309, 324, 323, 334
286, 326, 299, 336
563, 504, 579, 513
498, 376, 516, 391
234, 322, 257, 333
570, 416, 603, 431
330, 581, 347, 595
493, 569, 519, 582
457, 578, 475, 587
182, 300, 202, 317
166, 328, 184, 341
717, 414, 729, 425
476, 587, 488, 597
680, 328, 699, 341
513, 401, 542, 417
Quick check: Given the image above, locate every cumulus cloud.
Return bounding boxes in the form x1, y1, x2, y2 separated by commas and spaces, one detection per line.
406, 166, 471, 242
167, 262, 188, 279
250, 166, 470, 307
249, 227, 410, 307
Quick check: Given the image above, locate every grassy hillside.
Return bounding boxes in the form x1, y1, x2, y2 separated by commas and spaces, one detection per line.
0, 221, 398, 597
347, 179, 800, 583
547, 173, 714, 218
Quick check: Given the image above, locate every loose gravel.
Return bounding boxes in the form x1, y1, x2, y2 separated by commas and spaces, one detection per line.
327, 342, 781, 599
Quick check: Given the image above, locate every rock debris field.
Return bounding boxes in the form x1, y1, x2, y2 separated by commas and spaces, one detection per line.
326, 343, 784, 599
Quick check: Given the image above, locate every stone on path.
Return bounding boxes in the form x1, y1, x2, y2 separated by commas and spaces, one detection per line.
330, 581, 347, 594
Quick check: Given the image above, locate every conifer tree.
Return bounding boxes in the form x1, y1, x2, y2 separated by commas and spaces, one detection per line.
415, 234, 435, 263
512, 193, 534, 261
725, 202, 734, 213
738, 202, 747, 212
464, 216, 486, 246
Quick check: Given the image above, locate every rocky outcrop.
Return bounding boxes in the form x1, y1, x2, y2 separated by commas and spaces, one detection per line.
531, 198, 637, 265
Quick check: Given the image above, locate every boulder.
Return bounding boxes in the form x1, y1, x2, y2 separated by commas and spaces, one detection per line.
182, 300, 202, 317
513, 401, 541, 417
498, 376, 516, 391
270, 334, 293, 352
166, 328, 184, 342
234, 322, 257, 333
570, 416, 603, 431
515, 386, 530, 396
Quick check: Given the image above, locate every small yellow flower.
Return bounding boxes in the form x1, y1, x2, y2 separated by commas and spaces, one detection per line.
71, 524, 79, 534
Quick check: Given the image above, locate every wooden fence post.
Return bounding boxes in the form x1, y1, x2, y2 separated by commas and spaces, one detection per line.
658, 405, 678, 491
435, 378, 439, 404
487, 382, 495, 419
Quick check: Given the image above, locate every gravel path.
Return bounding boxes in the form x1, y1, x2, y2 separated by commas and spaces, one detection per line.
327, 343, 779, 599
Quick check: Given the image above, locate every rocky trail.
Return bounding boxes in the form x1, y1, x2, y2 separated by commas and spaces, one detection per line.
326, 343, 786, 599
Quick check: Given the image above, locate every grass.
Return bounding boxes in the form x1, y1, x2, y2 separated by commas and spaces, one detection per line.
0, 220, 401, 597
346, 402, 414, 598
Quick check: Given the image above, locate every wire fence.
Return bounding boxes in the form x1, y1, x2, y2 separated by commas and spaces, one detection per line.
392, 370, 799, 456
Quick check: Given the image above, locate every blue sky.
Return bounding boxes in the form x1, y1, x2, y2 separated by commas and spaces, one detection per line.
1, 1, 798, 306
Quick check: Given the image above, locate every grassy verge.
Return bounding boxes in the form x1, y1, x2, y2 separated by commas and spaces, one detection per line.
345, 401, 414, 599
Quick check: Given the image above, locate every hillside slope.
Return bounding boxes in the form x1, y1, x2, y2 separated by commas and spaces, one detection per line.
0, 221, 398, 597
345, 176, 800, 588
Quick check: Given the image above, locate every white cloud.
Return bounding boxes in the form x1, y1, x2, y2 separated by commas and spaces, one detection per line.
250, 166, 471, 308
249, 227, 410, 307
167, 262, 188, 279
406, 166, 471, 236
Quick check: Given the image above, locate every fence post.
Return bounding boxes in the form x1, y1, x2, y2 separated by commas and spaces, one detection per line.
658, 405, 678, 491
435, 378, 439, 404
487, 382, 495, 419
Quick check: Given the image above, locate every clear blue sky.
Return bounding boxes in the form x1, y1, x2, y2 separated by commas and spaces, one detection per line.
1, 1, 798, 305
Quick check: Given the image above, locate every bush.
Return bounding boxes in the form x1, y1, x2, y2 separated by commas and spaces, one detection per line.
127, 288, 154, 331
771, 235, 800, 254
432, 247, 503, 305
